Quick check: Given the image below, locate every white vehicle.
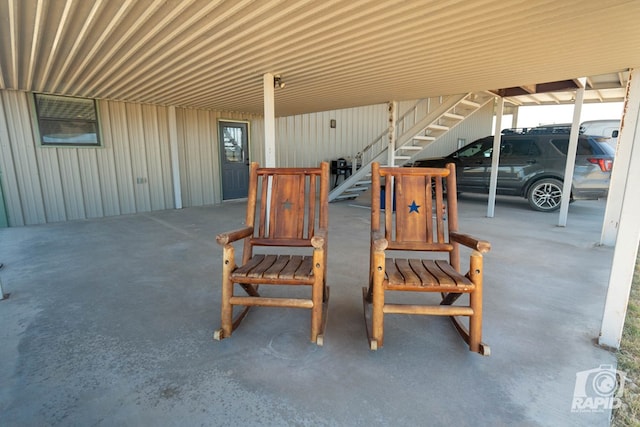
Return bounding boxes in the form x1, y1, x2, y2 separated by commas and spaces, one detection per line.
581, 120, 620, 148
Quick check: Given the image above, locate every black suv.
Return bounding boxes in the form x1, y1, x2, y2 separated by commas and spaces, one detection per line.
410, 126, 615, 212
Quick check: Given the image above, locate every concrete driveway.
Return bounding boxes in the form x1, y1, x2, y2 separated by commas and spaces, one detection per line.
0, 195, 616, 426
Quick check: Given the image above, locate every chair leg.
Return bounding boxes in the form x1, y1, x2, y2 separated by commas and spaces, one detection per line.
215, 246, 235, 340
468, 252, 483, 353
371, 280, 384, 349
370, 250, 386, 349
310, 277, 323, 344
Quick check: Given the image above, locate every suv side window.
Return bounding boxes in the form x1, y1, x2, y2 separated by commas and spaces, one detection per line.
550, 138, 595, 155
501, 138, 540, 157
455, 139, 493, 158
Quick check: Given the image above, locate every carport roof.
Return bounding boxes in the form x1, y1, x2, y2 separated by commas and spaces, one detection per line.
1, 0, 639, 116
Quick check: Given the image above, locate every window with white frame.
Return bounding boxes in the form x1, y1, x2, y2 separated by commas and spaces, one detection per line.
34, 94, 101, 146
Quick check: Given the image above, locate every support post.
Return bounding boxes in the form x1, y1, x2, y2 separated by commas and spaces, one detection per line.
263, 73, 276, 167
599, 68, 640, 349
558, 86, 585, 227
487, 97, 504, 218
601, 69, 638, 246
387, 101, 397, 167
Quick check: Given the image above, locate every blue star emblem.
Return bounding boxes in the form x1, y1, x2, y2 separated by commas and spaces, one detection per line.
282, 200, 292, 210
408, 201, 420, 213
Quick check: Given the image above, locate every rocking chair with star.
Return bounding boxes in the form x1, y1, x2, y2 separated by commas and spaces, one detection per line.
363, 162, 491, 354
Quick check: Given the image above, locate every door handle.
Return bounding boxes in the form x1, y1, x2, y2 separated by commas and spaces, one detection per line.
527, 159, 537, 164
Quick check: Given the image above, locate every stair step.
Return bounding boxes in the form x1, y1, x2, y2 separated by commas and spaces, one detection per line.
442, 112, 465, 121
413, 135, 436, 141
459, 99, 481, 108
394, 155, 411, 161
427, 124, 449, 131
398, 146, 423, 151
334, 194, 358, 201
356, 179, 372, 185
344, 187, 368, 194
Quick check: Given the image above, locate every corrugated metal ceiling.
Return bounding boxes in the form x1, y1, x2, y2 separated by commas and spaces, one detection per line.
1, 0, 639, 116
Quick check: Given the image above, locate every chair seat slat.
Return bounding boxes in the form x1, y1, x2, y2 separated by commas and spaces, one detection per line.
246, 255, 278, 278
294, 256, 314, 279
395, 258, 421, 286
385, 258, 474, 291
233, 254, 266, 276
435, 260, 473, 287
263, 255, 292, 279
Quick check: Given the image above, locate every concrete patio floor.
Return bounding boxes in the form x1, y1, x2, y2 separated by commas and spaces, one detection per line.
0, 194, 617, 426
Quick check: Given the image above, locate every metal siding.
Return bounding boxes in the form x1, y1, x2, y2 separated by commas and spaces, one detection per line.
107, 101, 137, 214
57, 149, 86, 220
0, 91, 25, 226
184, 109, 204, 206
142, 104, 168, 211
77, 149, 104, 218
0, 1, 634, 116
250, 119, 264, 166
0, 90, 237, 225
274, 103, 388, 168
96, 102, 122, 217
199, 110, 215, 205
2, 91, 46, 225
34, 145, 66, 223
126, 103, 152, 212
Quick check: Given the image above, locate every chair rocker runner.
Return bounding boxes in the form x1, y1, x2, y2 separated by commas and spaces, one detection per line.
215, 162, 330, 345
363, 162, 491, 354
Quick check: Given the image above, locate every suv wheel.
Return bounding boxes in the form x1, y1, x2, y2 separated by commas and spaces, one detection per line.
528, 178, 563, 212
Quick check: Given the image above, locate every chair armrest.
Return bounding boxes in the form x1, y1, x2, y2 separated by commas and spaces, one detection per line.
450, 232, 491, 253
311, 228, 328, 250
216, 226, 254, 246
371, 230, 388, 251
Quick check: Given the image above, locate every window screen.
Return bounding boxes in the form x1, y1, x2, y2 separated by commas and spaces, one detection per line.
34, 94, 100, 146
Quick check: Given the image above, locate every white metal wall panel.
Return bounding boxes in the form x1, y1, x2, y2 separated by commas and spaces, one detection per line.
96, 103, 122, 217
1, 91, 46, 225
0, 92, 25, 226
176, 108, 262, 207
0, 90, 178, 226
125, 103, 152, 213
77, 149, 104, 218
274, 103, 387, 168
105, 101, 136, 215
250, 119, 265, 166
199, 110, 215, 206
58, 150, 86, 221
141, 104, 172, 211
33, 142, 66, 222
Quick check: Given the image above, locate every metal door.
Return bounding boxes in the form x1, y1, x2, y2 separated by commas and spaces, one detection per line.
219, 121, 249, 200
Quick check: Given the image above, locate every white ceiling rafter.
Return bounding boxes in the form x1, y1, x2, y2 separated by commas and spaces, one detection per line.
0, 0, 637, 116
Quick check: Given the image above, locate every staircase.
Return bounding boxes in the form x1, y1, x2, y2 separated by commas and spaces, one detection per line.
329, 92, 496, 202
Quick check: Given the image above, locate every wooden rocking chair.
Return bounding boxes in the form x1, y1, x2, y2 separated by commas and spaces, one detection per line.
363, 162, 491, 354
215, 162, 330, 345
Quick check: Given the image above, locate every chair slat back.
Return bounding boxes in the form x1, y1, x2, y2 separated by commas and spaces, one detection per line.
247, 163, 328, 247
372, 163, 458, 252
